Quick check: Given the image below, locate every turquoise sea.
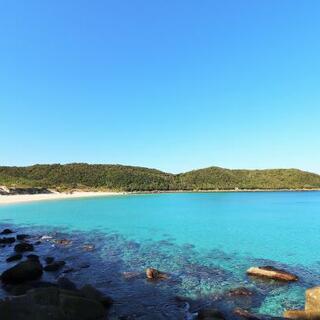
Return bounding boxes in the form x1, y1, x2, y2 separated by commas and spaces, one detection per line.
0, 192, 320, 319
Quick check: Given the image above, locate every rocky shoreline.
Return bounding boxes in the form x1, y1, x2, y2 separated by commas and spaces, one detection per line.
0, 226, 317, 319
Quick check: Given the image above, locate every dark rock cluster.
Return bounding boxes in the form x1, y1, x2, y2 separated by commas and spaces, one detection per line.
0, 228, 112, 320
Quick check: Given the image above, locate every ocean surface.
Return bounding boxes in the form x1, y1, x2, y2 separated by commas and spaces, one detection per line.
0, 192, 320, 319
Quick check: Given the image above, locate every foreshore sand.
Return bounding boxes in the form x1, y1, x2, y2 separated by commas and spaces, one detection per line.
1, 188, 319, 205
0, 191, 124, 205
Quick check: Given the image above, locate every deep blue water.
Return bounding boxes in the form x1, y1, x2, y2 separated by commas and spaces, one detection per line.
0, 192, 319, 318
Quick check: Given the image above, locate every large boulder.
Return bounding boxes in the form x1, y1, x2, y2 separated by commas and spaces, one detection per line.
1, 260, 43, 284
80, 284, 113, 308
283, 310, 320, 319
284, 286, 320, 319
305, 286, 320, 311
59, 293, 105, 319
247, 266, 298, 282
0, 286, 110, 320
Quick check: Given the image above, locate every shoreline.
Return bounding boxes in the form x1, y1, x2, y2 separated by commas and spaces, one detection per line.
0, 188, 320, 205
0, 191, 125, 205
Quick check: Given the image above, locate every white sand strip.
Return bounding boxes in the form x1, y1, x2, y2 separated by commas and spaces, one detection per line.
0, 191, 124, 205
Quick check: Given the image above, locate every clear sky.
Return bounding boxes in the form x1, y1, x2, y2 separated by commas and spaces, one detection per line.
1, 1, 320, 173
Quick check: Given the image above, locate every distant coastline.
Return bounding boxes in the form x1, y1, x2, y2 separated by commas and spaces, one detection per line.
1, 188, 320, 205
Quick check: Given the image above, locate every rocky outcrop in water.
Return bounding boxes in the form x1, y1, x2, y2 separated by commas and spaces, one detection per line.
284, 286, 320, 319
14, 242, 34, 253
146, 267, 168, 280
0, 229, 14, 235
1, 259, 43, 284
247, 266, 298, 282
197, 308, 226, 320
0, 286, 109, 320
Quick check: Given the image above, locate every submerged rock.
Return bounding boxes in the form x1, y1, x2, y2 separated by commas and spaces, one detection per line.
80, 284, 113, 308
1, 260, 43, 284
6, 253, 23, 262
26, 254, 40, 261
227, 287, 254, 297
197, 308, 225, 320
0, 228, 13, 235
82, 244, 95, 251
0, 237, 15, 244
53, 239, 72, 246
246, 266, 298, 282
16, 234, 30, 241
14, 242, 34, 253
44, 256, 55, 264
44, 261, 66, 272
234, 308, 261, 319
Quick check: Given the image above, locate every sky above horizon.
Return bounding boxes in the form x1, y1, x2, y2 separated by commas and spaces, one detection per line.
1, 1, 320, 174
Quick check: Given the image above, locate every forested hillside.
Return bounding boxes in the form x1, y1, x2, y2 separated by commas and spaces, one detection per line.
0, 164, 320, 191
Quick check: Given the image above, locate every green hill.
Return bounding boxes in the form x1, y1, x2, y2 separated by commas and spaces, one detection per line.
176, 166, 320, 190
0, 164, 320, 191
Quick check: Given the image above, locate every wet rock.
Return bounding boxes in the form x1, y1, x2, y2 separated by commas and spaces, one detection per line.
146, 267, 168, 280
8, 283, 33, 296
6, 253, 23, 262
0, 228, 13, 234
27, 254, 40, 261
44, 261, 66, 272
34, 240, 41, 245
246, 266, 298, 282
62, 267, 75, 274
57, 277, 77, 291
198, 308, 226, 320
227, 287, 254, 297
80, 284, 113, 308
0, 237, 15, 244
283, 310, 320, 319
284, 286, 320, 319
14, 242, 34, 253
79, 263, 90, 269
45, 256, 55, 264
1, 259, 43, 284
59, 291, 106, 319
1, 285, 107, 319
16, 234, 30, 241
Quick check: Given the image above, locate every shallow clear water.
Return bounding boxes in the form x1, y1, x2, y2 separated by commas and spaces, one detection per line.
0, 192, 320, 318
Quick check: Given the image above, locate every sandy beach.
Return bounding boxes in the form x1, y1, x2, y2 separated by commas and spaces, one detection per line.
0, 191, 124, 205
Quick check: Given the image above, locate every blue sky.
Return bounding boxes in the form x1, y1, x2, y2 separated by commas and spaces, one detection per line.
1, 0, 320, 173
